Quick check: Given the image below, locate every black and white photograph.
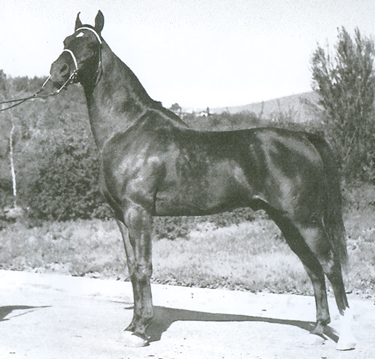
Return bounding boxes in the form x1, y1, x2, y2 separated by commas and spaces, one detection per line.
0, 1, 374, 358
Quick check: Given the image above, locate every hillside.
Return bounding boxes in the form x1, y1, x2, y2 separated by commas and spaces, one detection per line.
210, 91, 321, 122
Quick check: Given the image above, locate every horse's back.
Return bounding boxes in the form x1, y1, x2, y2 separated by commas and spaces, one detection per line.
101, 111, 328, 218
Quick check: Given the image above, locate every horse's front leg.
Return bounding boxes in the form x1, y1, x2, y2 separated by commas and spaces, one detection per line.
117, 204, 153, 347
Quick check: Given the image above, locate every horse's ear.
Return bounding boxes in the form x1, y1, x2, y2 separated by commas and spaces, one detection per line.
75, 12, 83, 30
95, 10, 104, 34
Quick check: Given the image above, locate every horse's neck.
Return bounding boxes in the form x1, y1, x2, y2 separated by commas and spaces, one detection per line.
83, 42, 158, 149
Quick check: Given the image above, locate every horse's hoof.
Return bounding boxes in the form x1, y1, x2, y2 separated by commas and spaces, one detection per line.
336, 335, 357, 351
122, 331, 149, 347
336, 308, 356, 350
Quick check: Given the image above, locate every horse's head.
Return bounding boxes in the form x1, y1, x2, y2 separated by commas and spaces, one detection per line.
50, 11, 104, 89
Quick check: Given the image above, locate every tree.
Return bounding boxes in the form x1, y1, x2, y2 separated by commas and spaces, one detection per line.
0, 71, 20, 213
311, 27, 375, 181
169, 103, 182, 116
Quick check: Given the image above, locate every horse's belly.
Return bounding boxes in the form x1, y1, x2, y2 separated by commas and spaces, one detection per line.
154, 195, 247, 216
154, 175, 253, 216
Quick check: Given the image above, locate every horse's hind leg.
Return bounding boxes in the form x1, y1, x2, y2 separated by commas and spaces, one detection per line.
324, 261, 356, 350
270, 215, 331, 335
295, 223, 356, 350
116, 204, 153, 347
302, 234, 356, 350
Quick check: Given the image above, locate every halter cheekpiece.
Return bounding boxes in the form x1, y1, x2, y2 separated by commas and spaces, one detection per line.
61, 26, 103, 86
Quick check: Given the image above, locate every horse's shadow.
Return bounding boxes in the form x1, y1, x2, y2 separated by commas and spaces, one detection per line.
134, 305, 339, 343
0, 305, 48, 322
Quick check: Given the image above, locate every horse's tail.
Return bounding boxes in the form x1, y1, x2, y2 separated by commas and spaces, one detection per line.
306, 133, 348, 268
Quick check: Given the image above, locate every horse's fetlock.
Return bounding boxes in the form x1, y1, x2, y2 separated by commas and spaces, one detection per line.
131, 263, 152, 282
127, 262, 136, 277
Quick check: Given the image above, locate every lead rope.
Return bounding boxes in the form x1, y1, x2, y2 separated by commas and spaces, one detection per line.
0, 71, 77, 112
0, 76, 51, 112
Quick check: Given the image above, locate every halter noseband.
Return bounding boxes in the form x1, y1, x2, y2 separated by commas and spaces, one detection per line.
61, 26, 103, 86
62, 49, 78, 71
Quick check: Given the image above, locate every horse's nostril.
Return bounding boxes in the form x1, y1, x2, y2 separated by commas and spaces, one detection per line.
60, 64, 70, 75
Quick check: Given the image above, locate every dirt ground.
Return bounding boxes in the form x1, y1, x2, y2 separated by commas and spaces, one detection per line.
0, 270, 374, 359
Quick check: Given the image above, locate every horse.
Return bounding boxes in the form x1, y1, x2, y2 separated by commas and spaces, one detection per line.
49, 11, 356, 350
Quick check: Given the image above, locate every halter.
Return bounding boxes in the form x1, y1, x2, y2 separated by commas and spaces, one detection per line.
75, 26, 103, 45
0, 27, 103, 112
62, 49, 78, 71
61, 26, 103, 86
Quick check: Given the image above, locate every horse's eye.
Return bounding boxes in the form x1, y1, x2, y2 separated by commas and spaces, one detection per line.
76, 32, 85, 38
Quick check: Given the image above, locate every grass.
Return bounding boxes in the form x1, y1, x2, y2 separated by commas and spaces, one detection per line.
152, 220, 311, 294
1, 192, 375, 298
0, 220, 127, 279
0, 216, 312, 293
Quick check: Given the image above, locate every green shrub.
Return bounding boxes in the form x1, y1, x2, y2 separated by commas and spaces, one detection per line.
19, 130, 109, 221
311, 27, 375, 182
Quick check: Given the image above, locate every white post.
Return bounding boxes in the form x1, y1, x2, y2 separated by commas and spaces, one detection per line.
9, 117, 17, 207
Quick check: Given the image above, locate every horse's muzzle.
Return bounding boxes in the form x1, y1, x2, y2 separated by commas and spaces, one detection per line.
50, 53, 77, 88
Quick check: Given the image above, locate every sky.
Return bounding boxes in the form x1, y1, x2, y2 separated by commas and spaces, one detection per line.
0, 0, 374, 109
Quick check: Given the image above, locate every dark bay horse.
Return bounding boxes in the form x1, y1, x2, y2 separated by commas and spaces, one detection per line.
49, 11, 356, 350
